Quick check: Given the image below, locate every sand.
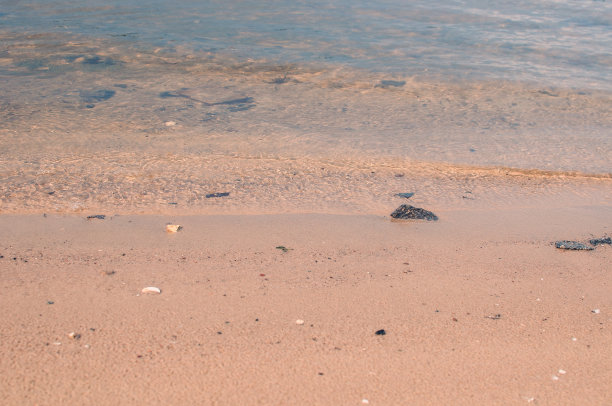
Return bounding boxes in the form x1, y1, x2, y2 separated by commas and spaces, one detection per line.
1, 192, 610, 405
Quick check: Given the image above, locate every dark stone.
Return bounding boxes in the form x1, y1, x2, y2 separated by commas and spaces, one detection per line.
375, 329, 386, 335
80, 89, 115, 103
228, 103, 255, 112
555, 241, 594, 251
85, 104, 95, 108
395, 192, 414, 199
590, 237, 612, 246
391, 205, 438, 221
87, 215, 106, 220
206, 192, 230, 198
377, 80, 406, 88
47, 301, 54, 305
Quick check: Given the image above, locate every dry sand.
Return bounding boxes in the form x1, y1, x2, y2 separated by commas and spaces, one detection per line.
0, 194, 610, 405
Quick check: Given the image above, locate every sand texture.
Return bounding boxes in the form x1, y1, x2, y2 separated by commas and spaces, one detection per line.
1, 205, 610, 405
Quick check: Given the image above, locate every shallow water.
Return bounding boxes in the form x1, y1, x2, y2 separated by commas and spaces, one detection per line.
1, 0, 611, 213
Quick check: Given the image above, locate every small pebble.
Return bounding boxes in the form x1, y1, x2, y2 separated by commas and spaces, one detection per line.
552, 375, 559, 381
141, 286, 161, 294
362, 399, 369, 404
68, 332, 81, 340
295, 319, 305, 325
375, 329, 386, 335
592, 309, 600, 314
164, 121, 176, 126
558, 369, 566, 375
166, 224, 182, 233
571, 337, 577, 341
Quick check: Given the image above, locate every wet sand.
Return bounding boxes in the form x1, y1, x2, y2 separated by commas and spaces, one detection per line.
1, 194, 610, 405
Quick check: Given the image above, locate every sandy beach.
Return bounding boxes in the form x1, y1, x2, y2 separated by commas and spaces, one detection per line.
1, 181, 610, 405
2, 3, 611, 403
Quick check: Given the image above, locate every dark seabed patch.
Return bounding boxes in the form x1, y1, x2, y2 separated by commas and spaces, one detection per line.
206, 192, 230, 198
80, 89, 115, 103
215, 97, 254, 106
377, 80, 406, 88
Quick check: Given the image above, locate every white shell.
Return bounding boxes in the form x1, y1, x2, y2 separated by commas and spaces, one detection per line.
141, 286, 161, 294
295, 319, 305, 325
166, 224, 182, 233
164, 121, 176, 126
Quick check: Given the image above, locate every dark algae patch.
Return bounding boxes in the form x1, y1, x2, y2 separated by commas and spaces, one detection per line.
159, 90, 254, 108
391, 205, 438, 221
377, 80, 406, 88
80, 89, 115, 103
555, 241, 594, 251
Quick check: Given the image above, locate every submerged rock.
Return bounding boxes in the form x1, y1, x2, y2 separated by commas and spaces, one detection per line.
390, 205, 438, 221
555, 241, 594, 251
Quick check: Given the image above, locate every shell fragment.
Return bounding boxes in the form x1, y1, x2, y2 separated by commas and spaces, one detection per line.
166, 224, 182, 233
141, 286, 161, 294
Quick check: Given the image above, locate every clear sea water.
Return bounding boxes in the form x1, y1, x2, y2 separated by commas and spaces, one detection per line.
0, 0, 611, 213
2, 0, 611, 89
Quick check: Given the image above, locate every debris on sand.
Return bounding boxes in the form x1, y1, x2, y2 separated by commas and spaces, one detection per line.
87, 215, 106, 220
395, 192, 414, 199
141, 287, 161, 294
206, 192, 230, 198
555, 241, 594, 251
589, 237, 611, 246
166, 224, 182, 233
390, 205, 438, 221
375, 329, 386, 335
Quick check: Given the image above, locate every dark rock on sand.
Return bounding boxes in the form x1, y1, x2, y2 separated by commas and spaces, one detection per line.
391, 205, 438, 221
395, 192, 414, 199
375, 329, 386, 335
87, 215, 106, 220
206, 192, 230, 198
555, 241, 594, 251
590, 237, 612, 246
